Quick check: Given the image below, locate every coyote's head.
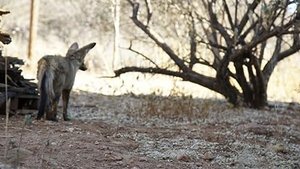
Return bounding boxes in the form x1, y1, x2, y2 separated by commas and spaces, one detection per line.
66, 42, 96, 71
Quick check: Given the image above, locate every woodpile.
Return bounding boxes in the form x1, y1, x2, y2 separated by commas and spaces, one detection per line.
0, 10, 38, 114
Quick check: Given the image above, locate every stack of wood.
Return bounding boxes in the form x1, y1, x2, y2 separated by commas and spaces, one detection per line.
0, 54, 39, 112
0, 10, 38, 114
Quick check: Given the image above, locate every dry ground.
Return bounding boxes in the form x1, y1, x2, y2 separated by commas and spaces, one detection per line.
0, 91, 300, 169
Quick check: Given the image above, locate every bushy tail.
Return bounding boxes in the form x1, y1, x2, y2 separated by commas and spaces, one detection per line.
37, 63, 55, 120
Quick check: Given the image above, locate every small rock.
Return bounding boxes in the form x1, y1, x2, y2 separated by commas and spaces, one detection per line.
128, 158, 135, 164
116, 161, 123, 165
131, 167, 140, 169
273, 144, 288, 154
104, 152, 123, 161
177, 153, 190, 162
139, 157, 148, 162
50, 142, 57, 146
100, 146, 109, 150
203, 152, 215, 161
67, 127, 75, 132
196, 163, 202, 167
156, 164, 163, 168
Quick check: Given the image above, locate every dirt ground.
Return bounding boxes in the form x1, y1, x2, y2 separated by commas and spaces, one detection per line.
0, 91, 300, 169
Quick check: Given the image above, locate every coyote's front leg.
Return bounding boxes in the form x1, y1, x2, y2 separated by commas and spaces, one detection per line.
62, 89, 71, 121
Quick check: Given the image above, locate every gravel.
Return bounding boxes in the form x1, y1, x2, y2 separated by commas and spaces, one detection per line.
68, 93, 300, 168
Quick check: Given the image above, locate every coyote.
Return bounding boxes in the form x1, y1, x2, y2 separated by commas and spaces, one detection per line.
36, 42, 96, 121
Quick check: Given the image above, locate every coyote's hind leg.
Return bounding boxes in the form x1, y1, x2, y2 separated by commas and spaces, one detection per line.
62, 89, 71, 121
46, 96, 59, 122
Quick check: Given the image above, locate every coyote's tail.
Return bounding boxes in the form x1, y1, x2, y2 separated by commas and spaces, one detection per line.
37, 62, 55, 120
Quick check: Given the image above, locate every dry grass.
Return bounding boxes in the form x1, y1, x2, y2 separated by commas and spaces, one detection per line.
114, 86, 231, 123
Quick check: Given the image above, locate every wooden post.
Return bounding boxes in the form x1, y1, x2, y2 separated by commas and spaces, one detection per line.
112, 0, 120, 70
28, 0, 39, 60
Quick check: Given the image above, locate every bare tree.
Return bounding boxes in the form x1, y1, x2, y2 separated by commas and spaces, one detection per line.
115, 0, 300, 108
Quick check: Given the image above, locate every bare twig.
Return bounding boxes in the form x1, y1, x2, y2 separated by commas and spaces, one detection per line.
0, 10, 10, 16
197, 39, 227, 51
38, 131, 51, 169
4, 56, 9, 162
121, 40, 159, 67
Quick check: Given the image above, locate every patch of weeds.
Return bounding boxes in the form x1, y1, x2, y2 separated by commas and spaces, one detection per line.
138, 83, 213, 121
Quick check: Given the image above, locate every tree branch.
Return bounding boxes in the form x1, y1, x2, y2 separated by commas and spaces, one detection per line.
0, 10, 10, 16
258, 41, 267, 65
114, 66, 223, 94
238, 0, 260, 35
198, 39, 227, 51
189, 11, 197, 69
262, 38, 300, 84
114, 66, 183, 77
239, 20, 259, 46
277, 43, 300, 61
248, 19, 295, 50
144, 0, 152, 26
222, 0, 234, 30
127, 0, 189, 72
207, 1, 232, 46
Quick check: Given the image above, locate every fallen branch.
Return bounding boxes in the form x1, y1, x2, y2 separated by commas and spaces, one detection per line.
114, 66, 183, 78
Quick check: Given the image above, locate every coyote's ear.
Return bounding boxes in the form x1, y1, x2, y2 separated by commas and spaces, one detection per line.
80, 43, 96, 52
66, 42, 79, 56
75, 42, 96, 59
